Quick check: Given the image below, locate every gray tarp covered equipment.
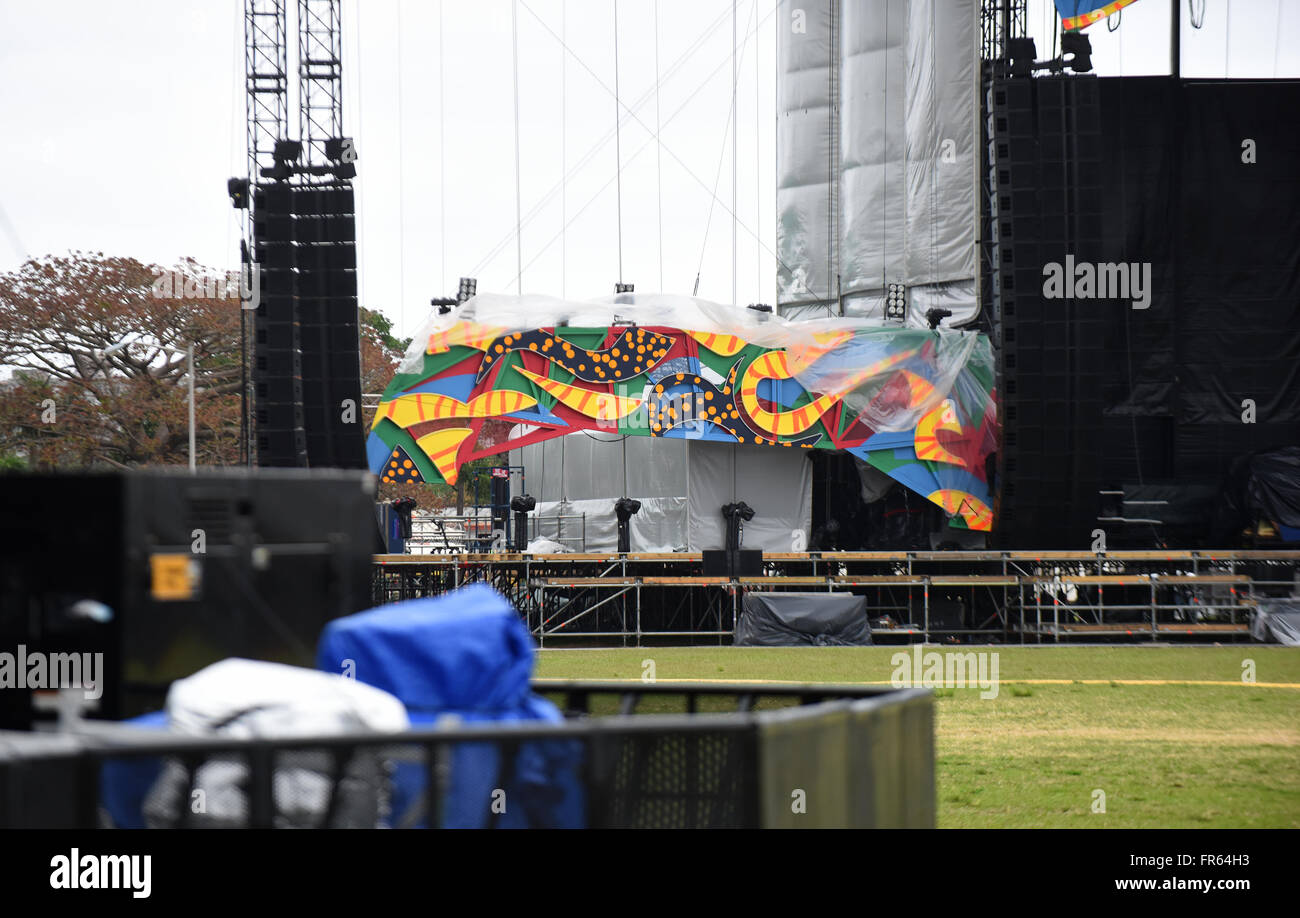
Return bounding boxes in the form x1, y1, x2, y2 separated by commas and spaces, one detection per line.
1251, 599, 1300, 646
735, 592, 873, 646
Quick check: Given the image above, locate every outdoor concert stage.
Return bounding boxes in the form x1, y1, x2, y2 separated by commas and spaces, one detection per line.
372, 549, 1300, 646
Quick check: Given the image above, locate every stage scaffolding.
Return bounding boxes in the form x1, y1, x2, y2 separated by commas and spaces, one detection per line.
372, 549, 1300, 645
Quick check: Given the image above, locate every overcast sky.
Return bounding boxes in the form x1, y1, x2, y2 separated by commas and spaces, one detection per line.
1, 0, 1296, 342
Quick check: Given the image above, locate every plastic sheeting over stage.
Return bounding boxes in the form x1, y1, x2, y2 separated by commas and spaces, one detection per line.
369, 294, 998, 533
776, 0, 977, 324
511, 434, 813, 553
1251, 599, 1300, 647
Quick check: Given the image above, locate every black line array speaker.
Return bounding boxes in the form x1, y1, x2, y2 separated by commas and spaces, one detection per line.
292, 185, 367, 470
250, 180, 366, 470
252, 182, 309, 468
987, 75, 1108, 547
0, 470, 377, 729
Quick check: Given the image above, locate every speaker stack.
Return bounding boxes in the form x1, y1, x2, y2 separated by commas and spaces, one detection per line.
252, 183, 309, 467
250, 182, 365, 469
987, 74, 1107, 547
293, 186, 366, 469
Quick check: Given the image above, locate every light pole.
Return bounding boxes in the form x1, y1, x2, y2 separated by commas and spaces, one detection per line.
97, 335, 196, 473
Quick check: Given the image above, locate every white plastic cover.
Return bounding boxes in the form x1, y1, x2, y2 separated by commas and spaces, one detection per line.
158, 658, 408, 737
839, 0, 907, 296
142, 659, 408, 828
776, 0, 978, 324
776, 0, 837, 307
415, 292, 986, 435
527, 496, 689, 553
902, 0, 976, 288
402, 291, 974, 377
686, 442, 813, 551
510, 434, 812, 554
512, 429, 688, 503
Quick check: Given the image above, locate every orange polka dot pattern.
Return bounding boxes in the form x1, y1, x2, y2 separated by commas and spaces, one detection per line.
647, 359, 819, 448
380, 447, 425, 485
476, 328, 676, 384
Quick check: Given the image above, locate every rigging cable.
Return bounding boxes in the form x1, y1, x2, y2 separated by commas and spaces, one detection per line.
614, 0, 624, 284
1224, 0, 1231, 78
531, 0, 783, 281
655, 0, 663, 292
439, 0, 446, 293
512, 0, 523, 293
515, 1, 789, 290
1275, 0, 1283, 78
732, 0, 738, 309
562, 0, 567, 297
754, 0, 761, 307
694, 0, 758, 295
473, 4, 734, 278
618, 0, 628, 506
397, 0, 407, 330
354, 0, 366, 317
880, 0, 888, 300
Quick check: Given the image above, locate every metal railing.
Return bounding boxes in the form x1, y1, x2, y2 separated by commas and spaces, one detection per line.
407, 512, 587, 554
0, 682, 933, 829
371, 550, 1300, 644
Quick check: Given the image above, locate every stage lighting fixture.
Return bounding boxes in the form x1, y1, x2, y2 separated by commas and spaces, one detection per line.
614, 282, 634, 294
1062, 31, 1093, 73
722, 502, 755, 522
747, 303, 773, 313
886, 283, 908, 321
273, 140, 303, 163
721, 501, 755, 553
228, 178, 249, 210
431, 296, 457, 316
1008, 37, 1037, 76
457, 277, 477, 303
614, 497, 642, 554
510, 494, 536, 551
390, 496, 418, 540
926, 307, 953, 330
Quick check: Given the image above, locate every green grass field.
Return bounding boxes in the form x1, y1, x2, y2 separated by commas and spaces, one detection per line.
534, 646, 1300, 828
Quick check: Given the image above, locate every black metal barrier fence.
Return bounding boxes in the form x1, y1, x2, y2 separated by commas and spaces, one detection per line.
0, 682, 933, 829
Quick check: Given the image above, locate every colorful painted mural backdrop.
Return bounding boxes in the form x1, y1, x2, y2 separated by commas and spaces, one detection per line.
369, 303, 998, 531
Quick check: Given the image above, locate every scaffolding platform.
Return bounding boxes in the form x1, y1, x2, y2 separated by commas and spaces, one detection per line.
372, 550, 1300, 645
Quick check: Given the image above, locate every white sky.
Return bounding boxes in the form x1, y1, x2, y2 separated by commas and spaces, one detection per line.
1, 0, 1296, 342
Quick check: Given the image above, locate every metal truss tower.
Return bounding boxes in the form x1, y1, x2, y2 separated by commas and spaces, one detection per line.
297, 0, 345, 170
245, 0, 290, 194
980, 0, 1028, 67
236, 0, 359, 469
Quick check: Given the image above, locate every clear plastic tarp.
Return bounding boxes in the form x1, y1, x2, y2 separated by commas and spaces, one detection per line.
372, 293, 996, 533
776, 0, 977, 324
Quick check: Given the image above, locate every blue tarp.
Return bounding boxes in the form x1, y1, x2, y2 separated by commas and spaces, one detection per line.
100, 585, 584, 829
316, 584, 585, 828
100, 711, 167, 829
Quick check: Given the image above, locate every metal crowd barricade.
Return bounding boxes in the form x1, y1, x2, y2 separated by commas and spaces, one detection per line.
0, 682, 934, 830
